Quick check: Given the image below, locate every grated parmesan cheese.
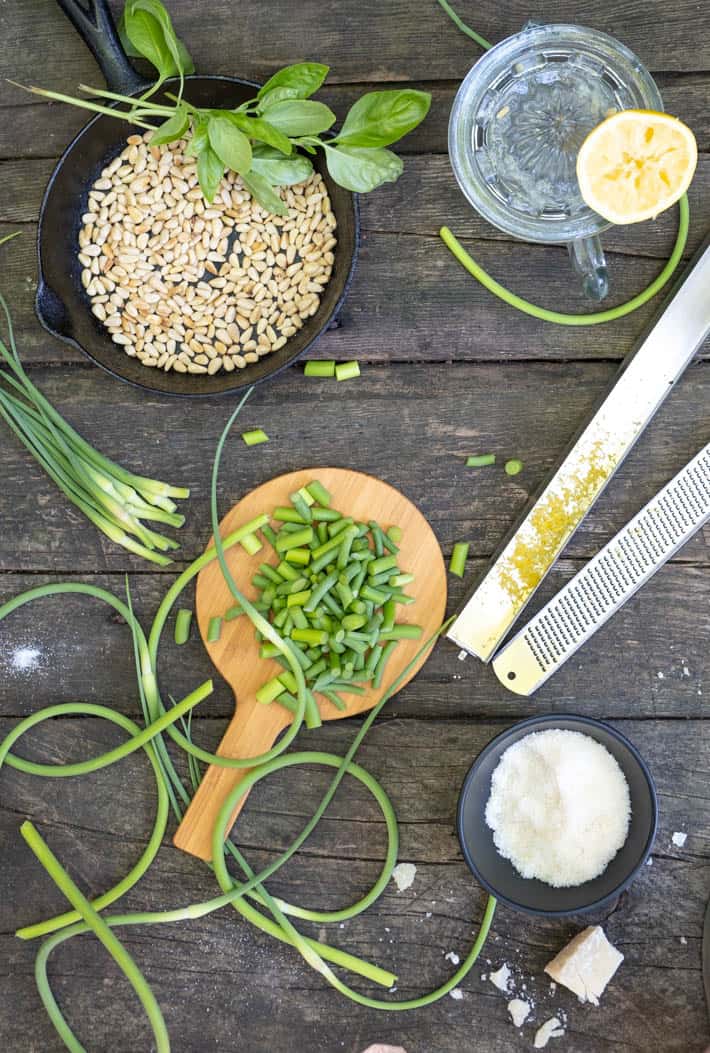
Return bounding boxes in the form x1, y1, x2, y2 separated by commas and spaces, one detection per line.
485, 729, 630, 887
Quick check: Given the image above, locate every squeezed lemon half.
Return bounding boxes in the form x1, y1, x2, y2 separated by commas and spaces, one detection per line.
576, 110, 697, 224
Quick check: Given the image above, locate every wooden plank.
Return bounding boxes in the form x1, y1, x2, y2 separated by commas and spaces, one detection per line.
2, 74, 708, 160
3, 220, 710, 366
1, 716, 708, 1052
3, 154, 709, 262
1, 555, 707, 723
0, 362, 707, 573
1, 0, 707, 98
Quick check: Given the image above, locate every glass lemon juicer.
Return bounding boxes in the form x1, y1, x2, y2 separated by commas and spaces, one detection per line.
448, 23, 663, 301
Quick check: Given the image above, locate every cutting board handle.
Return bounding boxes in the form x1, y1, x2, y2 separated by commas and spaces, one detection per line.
173, 695, 291, 861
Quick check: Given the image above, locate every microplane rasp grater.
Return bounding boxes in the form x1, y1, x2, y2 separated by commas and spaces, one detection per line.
447, 235, 710, 662
491, 441, 710, 695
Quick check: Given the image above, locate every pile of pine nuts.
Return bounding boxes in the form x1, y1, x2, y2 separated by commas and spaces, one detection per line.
78, 132, 336, 375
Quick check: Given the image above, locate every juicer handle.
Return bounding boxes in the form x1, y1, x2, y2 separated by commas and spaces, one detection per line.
568, 234, 609, 302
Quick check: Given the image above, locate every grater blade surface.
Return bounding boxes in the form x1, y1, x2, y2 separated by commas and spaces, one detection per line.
492, 442, 710, 695
447, 236, 710, 662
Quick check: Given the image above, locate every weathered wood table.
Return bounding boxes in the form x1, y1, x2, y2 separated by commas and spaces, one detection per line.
1, 2, 708, 1050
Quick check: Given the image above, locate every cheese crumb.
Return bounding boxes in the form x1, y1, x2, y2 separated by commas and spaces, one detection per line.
391, 863, 416, 892
11, 646, 41, 672
545, 926, 623, 1005
444, 951, 460, 966
672, 831, 687, 847
449, 988, 463, 1000
534, 1017, 565, 1048
489, 963, 511, 992
507, 998, 531, 1027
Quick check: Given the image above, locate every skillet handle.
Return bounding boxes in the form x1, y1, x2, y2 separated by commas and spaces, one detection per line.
55, 0, 150, 95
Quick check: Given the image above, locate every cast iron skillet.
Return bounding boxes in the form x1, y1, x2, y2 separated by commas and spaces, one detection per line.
36, 0, 359, 397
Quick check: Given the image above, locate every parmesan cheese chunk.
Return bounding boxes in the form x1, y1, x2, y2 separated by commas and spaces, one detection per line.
544, 926, 623, 1005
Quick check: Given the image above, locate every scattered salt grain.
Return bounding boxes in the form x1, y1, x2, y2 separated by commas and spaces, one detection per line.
11, 646, 41, 672
657, 671, 664, 679
425, 912, 432, 919
534, 1017, 565, 1049
391, 863, 416, 892
680, 936, 687, 945
646, 857, 653, 866
485, 729, 630, 887
449, 988, 463, 1000
444, 951, 460, 966
507, 998, 531, 1027
489, 963, 511, 993
672, 831, 687, 847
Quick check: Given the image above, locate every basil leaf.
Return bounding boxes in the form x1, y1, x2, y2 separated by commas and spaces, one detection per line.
251, 146, 313, 186
197, 146, 225, 203
261, 99, 335, 136
257, 86, 300, 112
122, 7, 174, 77
118, 12, 144, 58
242, 172, 289, 217
336, 89, 431, 148
208, 116, 252, 175
323, 144, 403, 193
186, 119, 209, 158
150, 106, 189, 146
257, 62, 329, 102
228, 114, 292, 155
124, 0, 194, 77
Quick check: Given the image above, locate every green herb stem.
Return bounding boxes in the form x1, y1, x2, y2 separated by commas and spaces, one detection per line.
466, 453, 496, 467
449, 541, 470, 578
242, 428, 269, 446
21, 822, 171, 1053
304, 360, 336, 377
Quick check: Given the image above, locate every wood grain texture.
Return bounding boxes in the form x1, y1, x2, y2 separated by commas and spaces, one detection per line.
174, 467, 446, 859
2, 716, 708, 1052
3, 220, 709, 366
2, 76, 709, 159
1, 555, 708, 725
0, 0, 707, 92
0, 362, 707, 573
1, 0, 709, 1048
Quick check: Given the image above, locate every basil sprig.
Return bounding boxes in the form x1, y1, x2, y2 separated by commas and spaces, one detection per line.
28, 0, 431, 211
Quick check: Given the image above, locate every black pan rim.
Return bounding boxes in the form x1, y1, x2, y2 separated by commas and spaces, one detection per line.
35, 73, 360, 399
456, 712, 658, 918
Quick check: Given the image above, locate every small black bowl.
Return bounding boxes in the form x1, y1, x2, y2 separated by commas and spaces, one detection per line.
457, 714, 657, 917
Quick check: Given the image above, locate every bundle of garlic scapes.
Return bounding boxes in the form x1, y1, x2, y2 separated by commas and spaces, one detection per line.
0, 236, 188, 564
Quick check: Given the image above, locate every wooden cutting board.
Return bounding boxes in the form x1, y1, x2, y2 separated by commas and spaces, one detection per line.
173, 467, 447, 861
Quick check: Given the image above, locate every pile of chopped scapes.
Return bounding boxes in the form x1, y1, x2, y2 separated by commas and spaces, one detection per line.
0, 244, 188, 565
197, 478, 423, 722
1, 393, 496, 1052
